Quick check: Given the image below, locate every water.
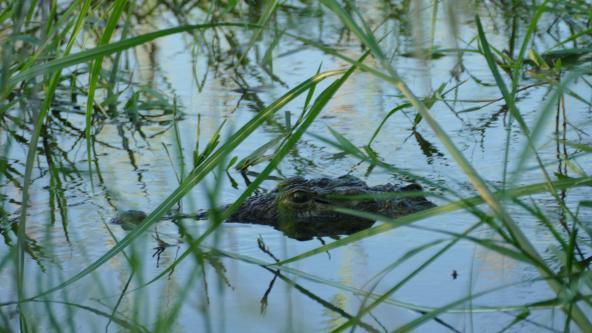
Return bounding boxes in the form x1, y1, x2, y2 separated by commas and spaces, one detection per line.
1, 1, 591, 332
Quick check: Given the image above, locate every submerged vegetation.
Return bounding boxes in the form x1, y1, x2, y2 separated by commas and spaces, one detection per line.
1, 0, 592, 332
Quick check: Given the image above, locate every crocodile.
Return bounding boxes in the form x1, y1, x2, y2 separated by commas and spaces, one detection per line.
112, 175, 435, 240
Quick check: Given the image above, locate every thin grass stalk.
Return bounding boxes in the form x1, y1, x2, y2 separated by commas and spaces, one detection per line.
392, 285, 521, 333
360, 239, 447, 289
24, 0, 38, 24
14, 0, 91, 329
477, 9, 592, 278
9, 69, 344, 305
477, 8, 590, 248
7, 23, 259, 88
152, 264, 203, 333
501, 0, 550, 191
475, 12, 555, 192
319, 1, 591, 329
116, 56, 365, 329
239, 0, 278, 64
0, 1, 20, 110
550, 27, 592, 50
216, 247, 586, 315
0, 3, 15, 25
8, 0, 83, 93
219, 50, 369, 223
30, 300, 149, 332
124, 56, 368, 294
334, 222, 482, 332
84, 0, 128, 181
102, 223, 136, 332
107, 1, 134, 112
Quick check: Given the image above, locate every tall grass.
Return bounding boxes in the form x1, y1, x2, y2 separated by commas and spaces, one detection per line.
1, 0, 591, 332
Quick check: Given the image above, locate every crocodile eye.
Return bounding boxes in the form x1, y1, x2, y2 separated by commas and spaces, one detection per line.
290, 190, 311, 204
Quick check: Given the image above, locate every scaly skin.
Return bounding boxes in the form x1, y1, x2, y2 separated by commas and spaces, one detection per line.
112, 175, 435, 240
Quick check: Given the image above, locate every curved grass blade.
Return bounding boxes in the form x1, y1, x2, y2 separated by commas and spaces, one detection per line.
7, 23, 257, 89
319, 2, 592, 329
124, 51, 370, 293
30, 300, 149, 332
84, 0, 128, 181
11, 69, 344, 305
239, 0, 278, 64
475, 13, 551, 187
477, 13, 592, 281
332, 223, 481, 332
214, 247, 577, 315
14, 0, 92, 326
367, 103, 411, 146
11, 0, 87, 85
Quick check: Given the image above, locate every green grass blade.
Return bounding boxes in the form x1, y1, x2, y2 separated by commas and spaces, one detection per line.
333, 223, 481, 332
13, 0, 92, 326
239, 0, 278, 64
214, 248, 573, 314
319, 3, 592, 329
7, 23, 257, 88
129, 52, 370, 293
15, 69, 344, 303
84, 0, 128, 180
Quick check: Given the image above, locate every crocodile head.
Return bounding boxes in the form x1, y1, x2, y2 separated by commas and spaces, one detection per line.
273, 175, 380, 223
229, 174, 434, 240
